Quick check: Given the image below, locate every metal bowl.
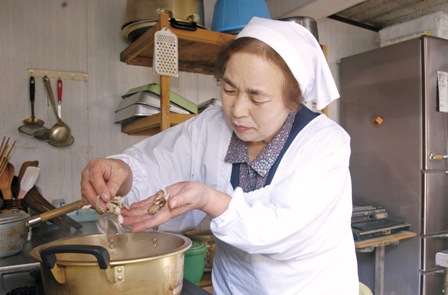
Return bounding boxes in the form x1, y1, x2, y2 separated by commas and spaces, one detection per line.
278, 16, 319, 42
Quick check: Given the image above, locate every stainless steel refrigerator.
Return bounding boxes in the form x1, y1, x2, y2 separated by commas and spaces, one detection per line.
340, 36, 448, 295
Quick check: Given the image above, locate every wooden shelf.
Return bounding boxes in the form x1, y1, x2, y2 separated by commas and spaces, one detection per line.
121, 21, 235, 75
355, 230, 417, 250
120, 113, 196, 136
119, 13, 234, 135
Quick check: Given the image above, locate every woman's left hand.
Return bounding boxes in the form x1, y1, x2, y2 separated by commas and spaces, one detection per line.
121, 181, 230, 232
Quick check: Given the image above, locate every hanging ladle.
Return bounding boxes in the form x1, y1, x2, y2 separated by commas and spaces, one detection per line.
18, 76, 47, 136
43, 76, 72, 145
24, 76, 45, 126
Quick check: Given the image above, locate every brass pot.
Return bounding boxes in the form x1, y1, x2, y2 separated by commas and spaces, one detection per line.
122, 0, 204, 42
30, 232, 192, 295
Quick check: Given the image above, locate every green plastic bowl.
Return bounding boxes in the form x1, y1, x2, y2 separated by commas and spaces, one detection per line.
183, 241, 207, 284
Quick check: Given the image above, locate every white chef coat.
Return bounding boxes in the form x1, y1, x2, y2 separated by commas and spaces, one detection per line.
110, 106, 359, 295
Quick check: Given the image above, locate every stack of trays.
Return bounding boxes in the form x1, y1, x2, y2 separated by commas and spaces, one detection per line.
351, 205, 410, 241
114, 83, 198, 124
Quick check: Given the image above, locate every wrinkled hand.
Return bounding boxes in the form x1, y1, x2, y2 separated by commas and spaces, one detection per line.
121, 181, 230, 232
81, 158, 132, 212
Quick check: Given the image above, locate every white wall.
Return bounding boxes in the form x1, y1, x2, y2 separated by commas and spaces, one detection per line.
318, 18, 379, 121
0, 0, 377, 204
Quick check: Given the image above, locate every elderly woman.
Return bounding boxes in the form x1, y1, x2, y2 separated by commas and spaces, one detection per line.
81, 17, 358, 294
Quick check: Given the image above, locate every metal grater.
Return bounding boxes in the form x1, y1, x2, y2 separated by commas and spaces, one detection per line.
153, 27, 179, 77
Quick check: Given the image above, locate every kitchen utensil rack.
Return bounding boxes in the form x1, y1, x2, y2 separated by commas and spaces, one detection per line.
27, 69, 88, 81
120, 12, 235, 135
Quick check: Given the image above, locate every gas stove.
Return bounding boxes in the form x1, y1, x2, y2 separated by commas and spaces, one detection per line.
0, 222, 210, 295
2, 269, 208, 295
1, 268, 42, 295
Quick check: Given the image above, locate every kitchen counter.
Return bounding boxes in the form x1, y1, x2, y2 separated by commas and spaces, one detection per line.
0, 222, 210, 295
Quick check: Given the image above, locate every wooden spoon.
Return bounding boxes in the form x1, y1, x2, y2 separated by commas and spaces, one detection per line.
18, 160, 39, 183
17, 166, 40, 200
0, 163, 15, 200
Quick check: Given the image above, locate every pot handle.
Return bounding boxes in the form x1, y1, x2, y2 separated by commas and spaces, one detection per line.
169, 18, 197, 31
40, 244, 110, 269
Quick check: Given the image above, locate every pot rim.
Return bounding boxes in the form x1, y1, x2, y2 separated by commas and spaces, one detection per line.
0, 209, 30, 224
30, 232, 192, 266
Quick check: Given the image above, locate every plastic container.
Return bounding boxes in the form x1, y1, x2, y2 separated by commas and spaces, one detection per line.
185, 230, 215, 269
359, 282, 373, 295
211, 0, 271, 34
183, 241, 207, 284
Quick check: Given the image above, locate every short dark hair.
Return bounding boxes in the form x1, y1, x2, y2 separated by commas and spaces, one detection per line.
215, 37, 302, 112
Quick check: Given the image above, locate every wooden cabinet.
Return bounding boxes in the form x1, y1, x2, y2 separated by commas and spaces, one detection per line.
120, 12, 235, 135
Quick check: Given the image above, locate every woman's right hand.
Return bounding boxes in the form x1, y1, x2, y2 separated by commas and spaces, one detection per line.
80, 158, 132, 212
121, 181, 231, 232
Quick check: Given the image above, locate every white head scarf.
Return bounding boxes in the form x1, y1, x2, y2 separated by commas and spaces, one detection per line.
236, 17, 339, 110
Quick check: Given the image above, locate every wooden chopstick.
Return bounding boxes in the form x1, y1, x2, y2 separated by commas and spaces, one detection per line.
0, 136, 9, 161
0, 138, 9, 176
0, 137, 6, 156
0, 137, 16, 178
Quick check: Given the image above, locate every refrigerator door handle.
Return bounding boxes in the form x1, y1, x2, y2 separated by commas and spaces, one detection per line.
429, 152, 448, 161
420, 267, 445, 275
423, 232, 448, 239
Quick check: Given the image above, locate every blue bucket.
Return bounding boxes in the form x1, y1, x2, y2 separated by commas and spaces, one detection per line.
212, 0, 271, 34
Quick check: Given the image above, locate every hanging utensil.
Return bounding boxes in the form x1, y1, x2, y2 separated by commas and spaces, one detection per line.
48, 135, 74, 147
17, 166, 40, 200
43, 76, 73, 146
153, 27, 178, 77
24, 76, 45, 126
34, 128, 74, 147
33, 128, 51, 141
18, 77, 47, 136
57, 79, 62, 119
30, 89, 52, 142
